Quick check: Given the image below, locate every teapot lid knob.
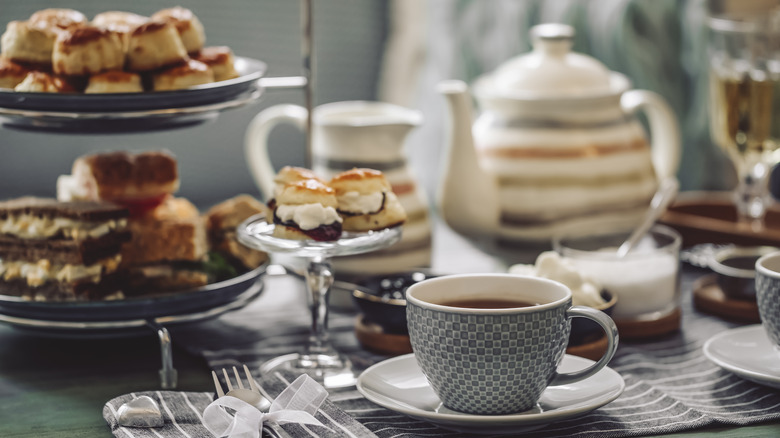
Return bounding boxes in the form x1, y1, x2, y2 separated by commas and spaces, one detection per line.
530, 23, 575, 41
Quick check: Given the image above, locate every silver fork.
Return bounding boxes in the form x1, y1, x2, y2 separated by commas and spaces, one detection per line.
211, 364, 289, 438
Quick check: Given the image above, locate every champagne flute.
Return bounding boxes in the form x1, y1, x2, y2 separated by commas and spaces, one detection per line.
707, 12, 780, 229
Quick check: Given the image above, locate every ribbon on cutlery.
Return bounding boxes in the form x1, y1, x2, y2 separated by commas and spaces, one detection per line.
203, 374, 328, 438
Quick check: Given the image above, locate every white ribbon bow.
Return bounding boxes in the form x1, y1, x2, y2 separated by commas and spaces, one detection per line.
203, 374, 329, 438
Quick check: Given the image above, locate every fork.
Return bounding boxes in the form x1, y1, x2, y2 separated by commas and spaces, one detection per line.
211, 364, 289, 438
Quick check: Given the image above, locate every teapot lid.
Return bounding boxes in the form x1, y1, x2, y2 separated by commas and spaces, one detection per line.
485, 24, 615, 97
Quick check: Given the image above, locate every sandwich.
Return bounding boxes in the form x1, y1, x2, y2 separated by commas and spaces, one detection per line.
329, 168, 407, 231
120, 196, 209, 294
205, 194, 269, 272
0, 197, 130, 301
272, 179, 343, 241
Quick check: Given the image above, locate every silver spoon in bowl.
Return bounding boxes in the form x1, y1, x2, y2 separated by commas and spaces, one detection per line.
616, 178, 679, 258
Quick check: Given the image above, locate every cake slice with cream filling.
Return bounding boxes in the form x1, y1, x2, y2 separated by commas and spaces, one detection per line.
0, 197, 131, 301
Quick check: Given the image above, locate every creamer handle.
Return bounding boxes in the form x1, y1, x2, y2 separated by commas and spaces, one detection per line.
244, 104, 308, 201
620, 90, 681, 181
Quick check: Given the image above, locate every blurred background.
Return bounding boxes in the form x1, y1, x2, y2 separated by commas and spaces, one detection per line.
0, 0, 737, 210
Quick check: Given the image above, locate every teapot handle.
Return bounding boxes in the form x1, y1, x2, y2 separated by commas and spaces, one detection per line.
620, 90, 680, 181
244, 104, 307, 201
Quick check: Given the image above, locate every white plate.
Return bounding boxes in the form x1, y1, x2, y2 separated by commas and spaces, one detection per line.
703, 324, 780, 389
356, 353, 625, 435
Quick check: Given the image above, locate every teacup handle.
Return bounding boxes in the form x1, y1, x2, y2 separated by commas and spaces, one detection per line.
549, 306, 619, 386
244, 104, 307, 201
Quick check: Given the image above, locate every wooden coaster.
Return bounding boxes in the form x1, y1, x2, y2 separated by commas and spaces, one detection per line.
355, 315, 412, 356
614, 307, 681, 340
566, 334, 609, 361
693, 274, 760, 323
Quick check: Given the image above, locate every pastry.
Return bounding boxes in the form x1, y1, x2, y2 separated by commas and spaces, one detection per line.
0, 56, 30, 89
329, 168, 407, 231
194, 46, 239, 81
272, 179, 343, 241
267, 166, 322, 209
152, 59, 214, 91
52, 25, 124, 76
151, 6, 205, 55
0, 20, 56, 68
14, 71, 75, 93
28, 8, 87, 32
91, 11, 148, 51
125, 19, 188, 72
84, 70, 143, 93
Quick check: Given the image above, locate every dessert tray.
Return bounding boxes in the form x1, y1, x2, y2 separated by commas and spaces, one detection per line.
357, 353, 625, 435
0, 263, 267, 337
0, 56, 268, 133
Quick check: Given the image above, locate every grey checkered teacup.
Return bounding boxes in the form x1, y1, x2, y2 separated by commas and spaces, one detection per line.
406, 273, 619, 415
754, 251, 780, 348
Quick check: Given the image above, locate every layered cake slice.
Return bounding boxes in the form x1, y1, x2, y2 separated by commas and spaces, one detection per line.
0, 197, 131, 301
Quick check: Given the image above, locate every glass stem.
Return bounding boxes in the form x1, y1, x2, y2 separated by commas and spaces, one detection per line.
735, 160, 770, 230
304, 256, 335, 355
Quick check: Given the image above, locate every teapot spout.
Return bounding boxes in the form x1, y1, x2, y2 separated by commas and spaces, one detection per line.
436, 80, 500, 238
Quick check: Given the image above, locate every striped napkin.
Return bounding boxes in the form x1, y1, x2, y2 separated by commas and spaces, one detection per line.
103, 369, 377, 438
114, 268, 780, 437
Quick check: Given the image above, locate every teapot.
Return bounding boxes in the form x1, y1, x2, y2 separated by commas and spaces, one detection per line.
437, 23, 681, 244
244, 100, 432, 276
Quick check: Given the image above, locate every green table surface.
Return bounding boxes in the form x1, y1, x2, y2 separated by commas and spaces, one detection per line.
1, 224, 779, 437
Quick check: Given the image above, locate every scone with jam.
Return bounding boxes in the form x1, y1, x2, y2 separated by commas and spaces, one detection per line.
272, 179, 342, 241
330, 168, 406, 231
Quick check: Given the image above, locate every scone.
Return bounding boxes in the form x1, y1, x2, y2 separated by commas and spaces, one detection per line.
329, 168, 407, 231
91, 11, 148, 51
268, 166, 323, 209
272, 179, 343, 241
205, 195, 269, 270
0, 56, 30, 89
151, 6, 205, 55
14, 71, 76, 93
126, 20, 188, 72
0, 20, 57, 68
152, 59, 214, 91
52, 26, 124, 76
195, 46, 239, 81
84, 71, 143, 93
28, 8, 88, 31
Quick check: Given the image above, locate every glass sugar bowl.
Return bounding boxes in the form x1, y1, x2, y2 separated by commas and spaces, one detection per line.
553, 223, 682, 339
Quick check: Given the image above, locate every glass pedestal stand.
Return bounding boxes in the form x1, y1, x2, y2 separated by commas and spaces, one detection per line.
238, 216, 402, 388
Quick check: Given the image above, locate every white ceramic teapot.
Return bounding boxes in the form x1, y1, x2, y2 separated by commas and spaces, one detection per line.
437, 23, 681, 244
244, 101, 432, 276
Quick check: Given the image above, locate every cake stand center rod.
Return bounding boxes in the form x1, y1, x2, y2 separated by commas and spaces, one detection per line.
302, 0, 314, 169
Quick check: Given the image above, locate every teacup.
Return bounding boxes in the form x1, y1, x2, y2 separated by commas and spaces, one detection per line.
405, 274, 619, 415
754, 251, 780, 347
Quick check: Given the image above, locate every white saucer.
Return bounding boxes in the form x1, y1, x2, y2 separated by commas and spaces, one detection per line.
356, 353, 625, 435
703, 324, 780, 389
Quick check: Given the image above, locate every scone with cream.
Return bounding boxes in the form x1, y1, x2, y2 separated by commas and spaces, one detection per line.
272, 179, 343, 241
330, 168, 407, 231
267, 166, 323, 210
91, 11, 148, 51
